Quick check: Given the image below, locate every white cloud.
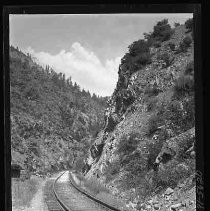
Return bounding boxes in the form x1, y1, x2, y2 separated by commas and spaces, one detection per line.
25, 42, 121, 96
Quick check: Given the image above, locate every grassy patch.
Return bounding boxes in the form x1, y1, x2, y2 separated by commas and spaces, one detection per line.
82, 176, 110, 196
173, 75, 194, 98
72, 173, 128, 210
12, 176, 40, 208
146, 113, 164, 136
156, 159, 195, 189
177, 35, 193, 53
105, 160, 121, 183
145, 96, 158, 112
96, 192, 128, 210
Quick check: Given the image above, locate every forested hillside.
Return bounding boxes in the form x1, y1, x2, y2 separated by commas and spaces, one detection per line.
10, 46, 107, 175
83, 18, 196, 210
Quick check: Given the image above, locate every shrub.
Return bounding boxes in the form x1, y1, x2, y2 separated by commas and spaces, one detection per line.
183, 35, 193, 46
168, 42, 175, 51
122, 90, 136, 109
73, 157, 86, 172
152, 19, 173, 42
134, 52, 152, 67
117, 133, 140, 156
179, 42, 186, 53
117, 143, 152, 196
128, 39, 150, 57
143, 19, 173, 47
174, 22, 180, 27
122, 151, 148, 174
144, 86, 161, 98
185, 18, 193, 32
105, 160, 121, 183
146, 96, 158, 111
157, 52, 172, 68
121, 39, 151, 74
173, 75, 194, 97
119, 156, 154, 200
153, 41, 162, 48
184, 61, 194, 75
143, 32, 153, 42
163, 100, 183, 129
179, 97, 195, 131
24, 84, 41, 101
156, 160, 194, 188
191, 30, 194, 40
146, 114, 164, 136
147, 139, 164, 170
179, 35, 192, 52
162, 98, 194, 133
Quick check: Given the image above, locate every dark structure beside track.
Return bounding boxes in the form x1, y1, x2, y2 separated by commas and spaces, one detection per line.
11, 164, 22, 178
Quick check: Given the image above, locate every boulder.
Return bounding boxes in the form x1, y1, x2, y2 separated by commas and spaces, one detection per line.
190, 151, 195, 158
170, 203, 182, 210
148, 196, 159, 205
154, 204, 160, 210
164, 195, 171, 201
165, 187, 174, 196
177, 163, 189, 172
146, 204, 152, 209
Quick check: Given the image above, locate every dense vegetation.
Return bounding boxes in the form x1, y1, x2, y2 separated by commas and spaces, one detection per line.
120, 39, 152, 76
143, 19, 174, 46
10, 46, 107, 175
185, 18, 193, 32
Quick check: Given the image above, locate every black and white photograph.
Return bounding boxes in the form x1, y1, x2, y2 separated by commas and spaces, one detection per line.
4, 5, 203, 211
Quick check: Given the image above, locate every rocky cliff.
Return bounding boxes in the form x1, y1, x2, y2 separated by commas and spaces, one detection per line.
83, 20, 196, 210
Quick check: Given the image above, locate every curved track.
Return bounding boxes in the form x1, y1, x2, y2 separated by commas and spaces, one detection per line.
53, 171, 68, 211
52, 171, 122, 211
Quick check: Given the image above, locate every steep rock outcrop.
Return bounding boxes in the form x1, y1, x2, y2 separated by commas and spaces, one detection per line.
84, 23, 195, 209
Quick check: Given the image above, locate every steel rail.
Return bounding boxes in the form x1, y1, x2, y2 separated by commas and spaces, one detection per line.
68, 172, 122, 211
53, 171, 122, 211
53, 171, 69, 211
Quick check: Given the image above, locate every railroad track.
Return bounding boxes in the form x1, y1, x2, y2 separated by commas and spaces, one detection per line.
45, 171, 122, 211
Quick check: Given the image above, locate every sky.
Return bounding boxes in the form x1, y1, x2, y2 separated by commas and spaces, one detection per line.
10, 13, 193, 96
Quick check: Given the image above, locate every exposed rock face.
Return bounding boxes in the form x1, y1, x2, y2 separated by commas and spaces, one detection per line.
104, 112, 120, 133
90, 142, 105, 160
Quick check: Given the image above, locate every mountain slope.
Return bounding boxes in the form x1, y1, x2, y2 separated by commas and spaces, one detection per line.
10, 46, 107, 175
83, 19, 196, 210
